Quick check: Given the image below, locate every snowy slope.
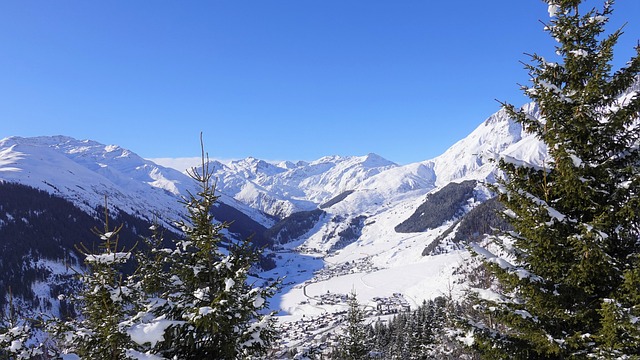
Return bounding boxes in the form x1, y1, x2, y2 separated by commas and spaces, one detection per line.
209, 153, 399, 218
0, 136, 274, 229
255, 102, 547, 254
2, 79, 637, 352
291, 102, 547, 247
431, 102, 545, 185
258, 103, 550, 321
198, 102, 548, 224
266, 82, 639, 326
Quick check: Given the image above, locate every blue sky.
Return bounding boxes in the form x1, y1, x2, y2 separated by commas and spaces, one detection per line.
1, 1, 639, 165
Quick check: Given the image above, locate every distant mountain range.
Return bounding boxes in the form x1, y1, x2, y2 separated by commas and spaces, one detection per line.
0, 100, 547, 312
0, 98, 548, 240
198, 102, 546, 221
1, 77, 636, 319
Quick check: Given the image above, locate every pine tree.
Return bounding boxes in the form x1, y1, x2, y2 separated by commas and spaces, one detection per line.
52, 202, 138, 359
469, 0, 639, 358
131, 139, 279, 359
369, 319, 389, 358
0, 289, 43, 359
119, 221, 174, 360
366, 297, 469, 359
132, 221, 169, 299
332, 291, 370, 360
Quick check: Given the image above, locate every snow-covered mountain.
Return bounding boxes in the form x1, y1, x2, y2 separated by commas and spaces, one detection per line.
0, 99, 548, 257
194, 104, 546, 223
0, 100, 550, 332
0, 135, 275, 229
2, 80, 637, 357
0, 135, 280, 317
430, 102, 545, 184
208, 153, 398, 218
201, 102, 546, 221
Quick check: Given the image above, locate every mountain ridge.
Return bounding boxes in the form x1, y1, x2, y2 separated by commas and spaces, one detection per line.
0, 135, 276, 229
3, 88, 629, 326
0, 99, 550, 260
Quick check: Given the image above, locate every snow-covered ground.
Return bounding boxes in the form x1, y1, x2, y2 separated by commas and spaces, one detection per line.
0, 100, 548, 324
0, 99, 554, 352
264, 184, 473, 323
263, 205, 471, 355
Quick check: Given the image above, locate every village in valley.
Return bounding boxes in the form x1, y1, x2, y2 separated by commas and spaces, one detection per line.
273, 249, 413, 357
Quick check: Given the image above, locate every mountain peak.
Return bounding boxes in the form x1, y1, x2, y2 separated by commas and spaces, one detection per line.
229, 156, 286, 177
0, 136, 139, 162
360, 153, 396, 168
1, 135, 84, 147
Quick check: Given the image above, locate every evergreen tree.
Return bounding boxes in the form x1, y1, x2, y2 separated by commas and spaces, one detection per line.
119, 221, 174, 360
0, 289, 43, 359
52, 203, 137, 359
469, 0, 640, 358
366, 297, 472, 359
332, 291, 370, 360
131, 141, 279, 359
369, 319, 390, 358
132, 221, 169, 299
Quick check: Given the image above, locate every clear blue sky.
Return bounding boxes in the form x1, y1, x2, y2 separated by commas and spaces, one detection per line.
1, 1, 639, 164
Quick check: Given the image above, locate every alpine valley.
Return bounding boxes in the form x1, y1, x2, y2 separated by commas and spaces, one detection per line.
0, 81, 636, 354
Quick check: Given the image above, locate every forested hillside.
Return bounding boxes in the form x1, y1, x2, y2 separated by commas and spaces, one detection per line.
395, 180, 477, 233
0, 182, 163, 311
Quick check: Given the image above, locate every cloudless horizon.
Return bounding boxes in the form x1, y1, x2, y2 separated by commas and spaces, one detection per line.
1, 1, 639, 165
